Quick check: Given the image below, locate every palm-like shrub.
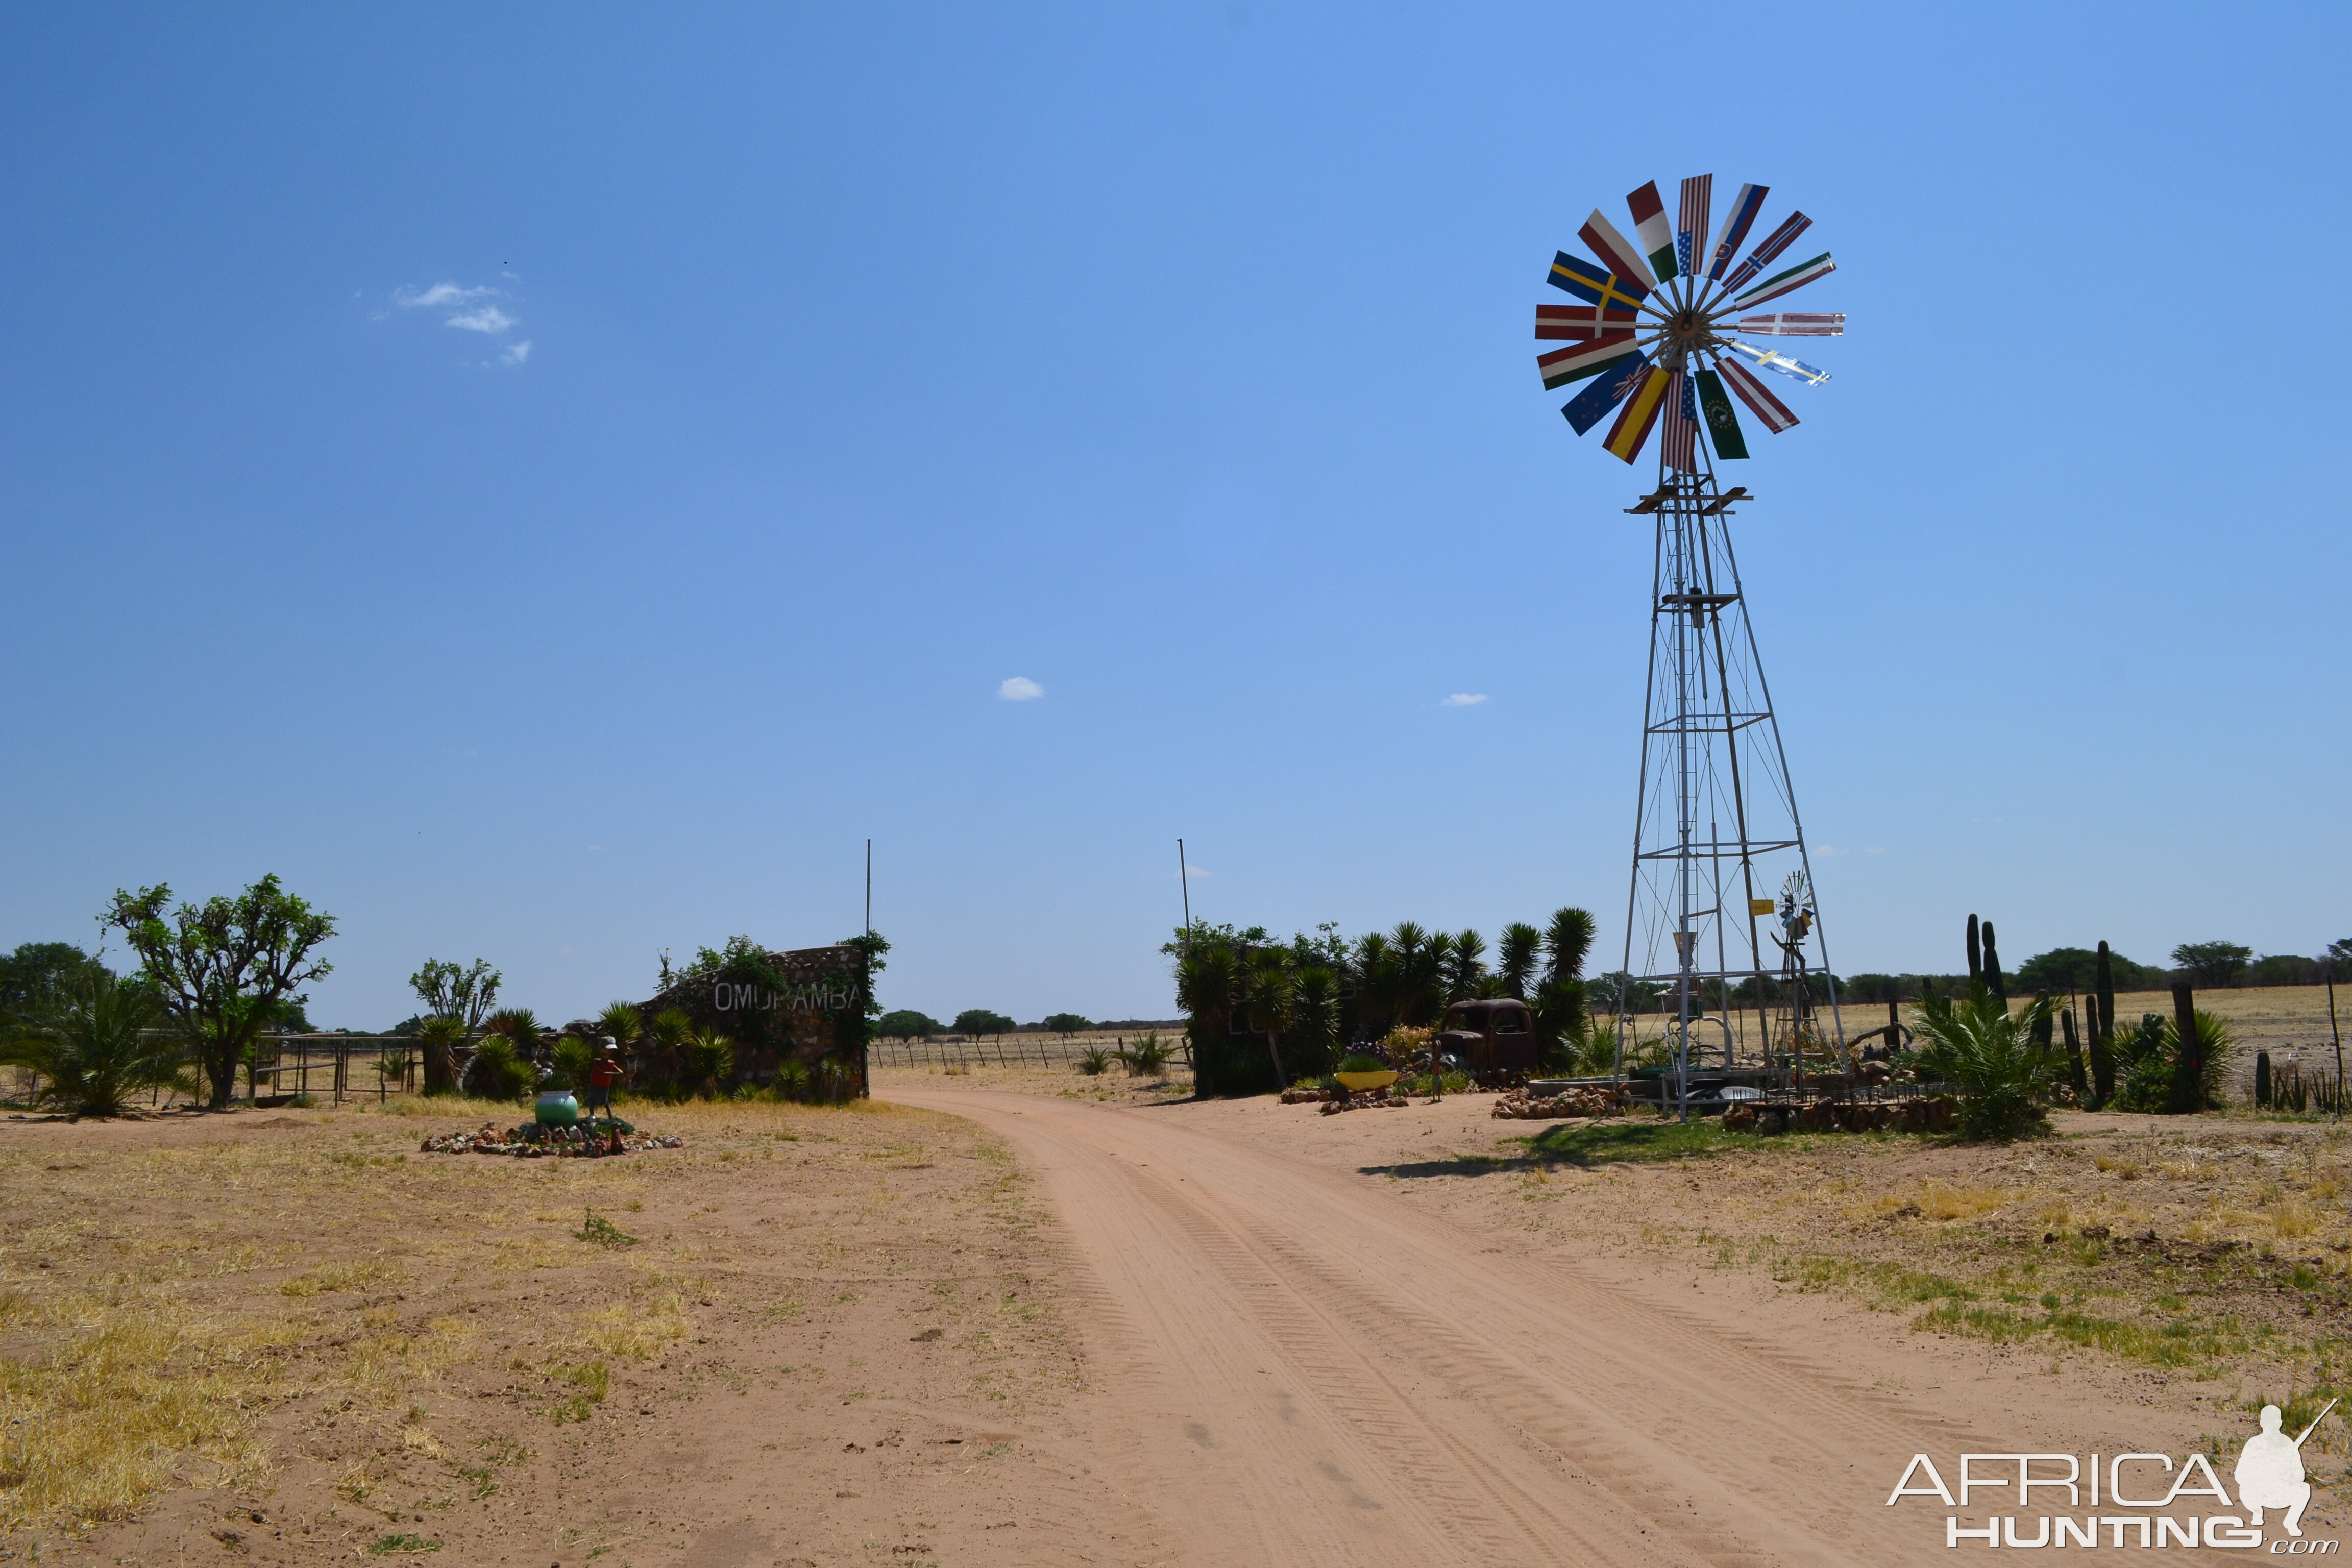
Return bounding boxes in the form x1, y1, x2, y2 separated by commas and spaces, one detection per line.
416, 1014, 468, 1095
648, 1008, 694, 1087
1497, 923, 1544, 1000
683, 1029, 734, 1098
2111, 1010, 2235, 1113
464, 1035, 534, 1101
3, 969, 182, 1116
549, 1035, 595, 1091
1121, 1032, 1174, 1076
1910, 989, 2054, 1140
1287, 967, 1340, 1079
1077, 1045, 1112, 1076
595, 1002, 642, 1049
1244, 949, 1293, 1088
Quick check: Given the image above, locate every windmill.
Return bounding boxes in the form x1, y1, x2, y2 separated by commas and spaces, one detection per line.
1535, 175, 1844, 1117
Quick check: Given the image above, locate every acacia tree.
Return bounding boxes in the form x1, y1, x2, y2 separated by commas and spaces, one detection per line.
104, 876, 336, 1109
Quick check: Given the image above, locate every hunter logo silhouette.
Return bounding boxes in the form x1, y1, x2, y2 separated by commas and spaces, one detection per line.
2238, 1400, 2334, 1537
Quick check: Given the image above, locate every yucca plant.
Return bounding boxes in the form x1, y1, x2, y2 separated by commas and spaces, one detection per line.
1909, 988, 2053, 1141
1077, 1044, 1112, 1076
464, 1034, 534, 1101
2111, 1010, 2235, 1113
549, 1035, 595, 1091
647, 1008, 694, 1087
683, 1029, 734, 1098
416, 1014, 468, 1095
595, 1001, 642, 1047
2, 969, 183, 1117
1121, 1032, 1174, 1076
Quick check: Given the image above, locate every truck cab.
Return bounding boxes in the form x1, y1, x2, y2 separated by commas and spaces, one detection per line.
1438, 999, 1538, 1087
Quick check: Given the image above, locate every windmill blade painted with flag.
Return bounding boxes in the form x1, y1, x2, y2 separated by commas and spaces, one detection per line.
1626, 182, 1678, 283
1539, 334, 1642, 390
1731, 252, 1835, 310
1736, 313, 1843, 337
1577, 213, 1657, 295
1707, 183, 1767, 280
1720, 210, 1811, 292
1676, 176, 1711, 281
1725, 339, 1831, 387
1536, 175, 1838, 464
1537, 303, 1639, 340
1561, 351, 1651, 435
1716, 353, 1802, 431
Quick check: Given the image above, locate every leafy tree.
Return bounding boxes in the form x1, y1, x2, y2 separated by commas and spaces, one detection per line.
2172, 941, 2253, 988
2330, 938, 2352, 976
2012, 946, 2103, 994
1496, 924, 1544, 1000
874, 1009, 941, 1040
0, 942, 105, 1024
1, 967, 184, 1117
410, 958, 501, 1031
103, 876, 336, 1109
953, 1009, 1015, 1038
1042, 1012, 1092, 1037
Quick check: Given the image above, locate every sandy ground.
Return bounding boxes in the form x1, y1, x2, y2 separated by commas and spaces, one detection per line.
10, 1060, 2351, 1565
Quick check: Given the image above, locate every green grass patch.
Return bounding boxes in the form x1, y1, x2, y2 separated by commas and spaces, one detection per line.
573, 1210, 639, 1250
370, 1534, 440, 1554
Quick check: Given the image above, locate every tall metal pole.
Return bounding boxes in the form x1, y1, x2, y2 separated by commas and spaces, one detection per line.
1178, 839, 1192, 937
865, 838, 872, 936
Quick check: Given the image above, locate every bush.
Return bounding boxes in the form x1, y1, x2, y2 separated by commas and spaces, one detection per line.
1121, 1033, 1174, 1076
682, 1030, 734, 1098
464, 1035, 534, 1101
2110, 1010, 2235, 1113
1910, 989, 2053, 1141
1, 968, 183, 1117
1335, 1052, 1387, 1074
1077, 1045, 1112, 1076
875, 1009, 941, 1040
547, 1035, 594, 1091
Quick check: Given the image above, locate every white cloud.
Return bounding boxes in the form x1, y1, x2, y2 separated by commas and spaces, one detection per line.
997, 676, 1043, 701
500, 340, 532, 365
1183, 863, 1212, 877
446, 306, 516, 335
1440, 693, 1489, 707
394, 281, 496, 309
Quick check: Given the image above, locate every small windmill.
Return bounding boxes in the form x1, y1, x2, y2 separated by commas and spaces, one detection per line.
1535, 176, 1845, 1114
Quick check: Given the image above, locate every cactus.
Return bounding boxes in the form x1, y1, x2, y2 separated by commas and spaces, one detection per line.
1966, 914, 1982, 985
2256, 1049, 2272, 1109
2060, 1004, 2089, 1101
1981, 920, 2007, 1004
2089, 941, 2117, 1108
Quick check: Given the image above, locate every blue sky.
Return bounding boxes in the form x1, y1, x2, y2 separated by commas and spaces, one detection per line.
3, 3, 2346, 1027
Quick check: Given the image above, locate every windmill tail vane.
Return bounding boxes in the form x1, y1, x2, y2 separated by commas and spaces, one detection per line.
1536, 175, 1841, 470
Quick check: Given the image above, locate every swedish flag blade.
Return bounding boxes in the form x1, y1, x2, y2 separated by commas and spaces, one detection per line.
1561, 351, 1651, 435
1694, 368, 1748, 460
1548, 252, 1649, 312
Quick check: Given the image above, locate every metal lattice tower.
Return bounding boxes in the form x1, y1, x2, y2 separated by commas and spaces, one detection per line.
1613, 459, 1840, 1114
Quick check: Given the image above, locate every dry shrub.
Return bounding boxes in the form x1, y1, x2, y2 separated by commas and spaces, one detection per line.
1916, 1181, 2011, 1222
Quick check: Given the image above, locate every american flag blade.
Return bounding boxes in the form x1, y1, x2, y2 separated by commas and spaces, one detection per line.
1627, 181, 1677, 282
1716, 353, 1799, 433
1536, 302, 1639, 340
1721, 210, 1812, 291
1577, 212, 1656, 295
1537, 333, 1640, 390
1660, 369, 1698, 474
1547, 252, 1650, 312
1735, 312, 1844, 337
1707, 183, 1768, 280
1560, 350, 1650, 435
1731, 252, 1835, 310
1726, 339, 1831, 387
1676, 176, 1711, 282
1603, 364, 1672, 463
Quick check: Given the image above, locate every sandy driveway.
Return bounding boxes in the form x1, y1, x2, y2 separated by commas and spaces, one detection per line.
884, 1080, 2251, 1567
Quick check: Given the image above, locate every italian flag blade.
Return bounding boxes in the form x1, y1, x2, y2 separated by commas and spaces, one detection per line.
1537, 334, 1641, 390
1732, 251, 1835, 310
1715, 354, 1799, 434
1603, 364, 1672, 463
1627, 181, 1677, 283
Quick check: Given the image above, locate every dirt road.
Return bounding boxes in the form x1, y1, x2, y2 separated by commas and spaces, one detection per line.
886, 1084, 2195, 1567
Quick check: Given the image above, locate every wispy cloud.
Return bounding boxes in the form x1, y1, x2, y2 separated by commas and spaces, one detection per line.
500, 340, 531, 365
1183, 862, 1212, 877
446, 305, 515, 335
998, 676, 1043, 701
394, 281, 496, 309
1440, 692, 1489, 707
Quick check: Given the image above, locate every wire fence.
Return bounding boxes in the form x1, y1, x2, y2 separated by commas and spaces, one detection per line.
871, 1027, 1189, 1072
